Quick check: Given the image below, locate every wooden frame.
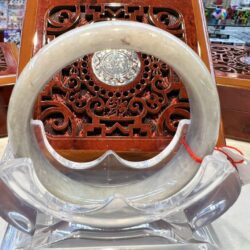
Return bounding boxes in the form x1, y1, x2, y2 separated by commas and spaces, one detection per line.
18, 0, 226, 161
19, 0, 216, 75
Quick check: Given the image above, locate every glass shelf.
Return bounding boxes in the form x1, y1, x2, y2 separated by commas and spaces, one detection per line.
207, 19, 250, 27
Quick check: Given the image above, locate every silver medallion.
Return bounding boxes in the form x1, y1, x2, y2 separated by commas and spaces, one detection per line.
240, 56, 250, 65
91, 49, 141, 86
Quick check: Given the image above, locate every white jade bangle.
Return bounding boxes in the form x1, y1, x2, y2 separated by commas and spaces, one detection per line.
8, 21, 220, 210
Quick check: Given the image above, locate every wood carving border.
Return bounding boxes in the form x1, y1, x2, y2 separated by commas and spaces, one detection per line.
20, 0, 221, 156
34, 3, 191, 143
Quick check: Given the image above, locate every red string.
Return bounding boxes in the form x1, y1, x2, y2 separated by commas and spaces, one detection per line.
214, 148, 244, 168
181, 136, 203, 164
219, 145, 244, 156
181, 136, 245, 168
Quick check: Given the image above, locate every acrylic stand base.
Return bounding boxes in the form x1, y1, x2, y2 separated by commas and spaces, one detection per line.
2, 216, 220, 250
0, 128, 242, 250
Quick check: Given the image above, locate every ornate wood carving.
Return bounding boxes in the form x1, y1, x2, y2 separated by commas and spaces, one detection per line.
211, 44, 250, 79
37, 53, 189, 139
34, 2, 192, 155
18, 0, 217, 159
45, 5, 185, 42
213, 44, 250, 142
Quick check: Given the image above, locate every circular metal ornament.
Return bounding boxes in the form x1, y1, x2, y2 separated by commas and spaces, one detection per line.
92, 49, 141, 86
239, 56, 250, 65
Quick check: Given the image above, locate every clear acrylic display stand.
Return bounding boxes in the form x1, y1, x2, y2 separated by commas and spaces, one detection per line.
0, 21, 248, 250
0, 120, 242, 250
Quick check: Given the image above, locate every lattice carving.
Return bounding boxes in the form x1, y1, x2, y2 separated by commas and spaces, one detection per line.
46, 5, 185, 42
0, 48, 7, 73
35, 3, 190, 143
38, 53, 189, 138
211, 45, 250, 77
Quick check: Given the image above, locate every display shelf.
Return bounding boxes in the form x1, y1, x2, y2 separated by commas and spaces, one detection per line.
208, 25, 250, 45
205, 3, 250, 28
0, 0, 25, 45
207, 21, 250, 26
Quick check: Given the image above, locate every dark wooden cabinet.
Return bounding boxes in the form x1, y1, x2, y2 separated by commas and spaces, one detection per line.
218, 85, 250, 142
211, 44, 250, 141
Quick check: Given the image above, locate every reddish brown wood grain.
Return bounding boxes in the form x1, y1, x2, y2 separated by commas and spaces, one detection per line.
19, 0, 224, 161
0, 43, 18, 80
212, 44, 250, 80
218, 85, 250, 141
213, 44, 250, 141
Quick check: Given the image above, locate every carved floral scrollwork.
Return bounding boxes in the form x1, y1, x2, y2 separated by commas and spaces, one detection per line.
47, 5, 81, 34
39, 100, 78, 136
38, 53, 189, 137
148, 8, 184, 38
46, 4, 185, 42
158, 103, 190, 135
35, 3, 189, 140
211, 45, 250, 77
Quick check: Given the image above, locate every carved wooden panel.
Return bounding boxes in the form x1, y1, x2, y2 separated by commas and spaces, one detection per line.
211, 44, 250, 79
19, 0, 213, 158
0, 43, 18, 137
213, 44, 250, 141
0, 43, 17, 77
38, 52, 189, 138
46, 5, 185, 41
